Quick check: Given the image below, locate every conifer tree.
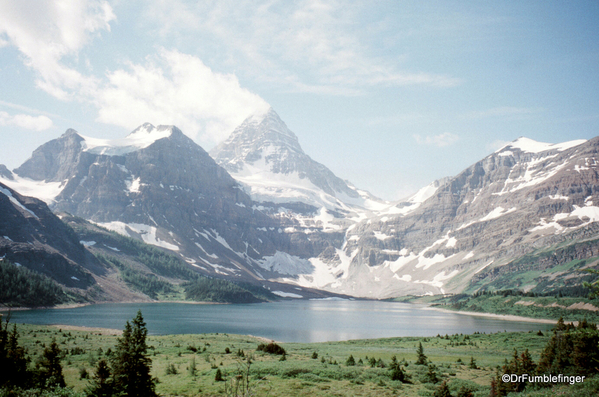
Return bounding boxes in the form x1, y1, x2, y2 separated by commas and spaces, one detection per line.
469, 356, 477, 369
0, 314, 30, 388
37, 339, 66, 389
433, 380, 452, 397
111, 310, 157, 397
425, 364, 439, 383
346, 354, 356, 366
416, 342, 428, 365
389, 358, 406, 382
86, 359, 113, 397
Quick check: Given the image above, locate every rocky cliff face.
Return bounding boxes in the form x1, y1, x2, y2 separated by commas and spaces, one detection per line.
5, 123, 344, 285
0, 181, 95, 288
319, 137, 599, 297
3, 116, 598, 300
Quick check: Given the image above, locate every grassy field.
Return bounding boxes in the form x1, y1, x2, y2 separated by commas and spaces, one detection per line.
7, 320, 594, 397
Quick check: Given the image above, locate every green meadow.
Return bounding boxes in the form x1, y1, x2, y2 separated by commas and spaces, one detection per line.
3, 319, 599, 397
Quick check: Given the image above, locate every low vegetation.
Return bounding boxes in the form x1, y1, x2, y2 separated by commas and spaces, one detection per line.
422, 290, 599, 323
2, 312, 598, 397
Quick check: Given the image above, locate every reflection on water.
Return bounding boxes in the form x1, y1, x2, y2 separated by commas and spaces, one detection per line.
3, 300, 554, 343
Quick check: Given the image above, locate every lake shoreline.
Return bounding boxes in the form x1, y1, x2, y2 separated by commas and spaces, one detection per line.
428, 305, 558, 325
0, 299, 224, 312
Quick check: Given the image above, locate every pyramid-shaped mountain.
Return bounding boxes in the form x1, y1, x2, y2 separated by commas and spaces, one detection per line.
210, 108, 386, 212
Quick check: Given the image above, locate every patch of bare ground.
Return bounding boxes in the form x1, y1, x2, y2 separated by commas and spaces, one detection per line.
49, 324, 122, 335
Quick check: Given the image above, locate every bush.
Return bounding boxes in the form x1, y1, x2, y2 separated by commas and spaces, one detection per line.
256, 343, 286, 355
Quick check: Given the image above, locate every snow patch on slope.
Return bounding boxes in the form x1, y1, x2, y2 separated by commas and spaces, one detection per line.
96, 221, 179, 251
500, 137, 586, 154
257, 251, 314, 275
0, 174, 65, 205
0, 186, 39, 219
80, 124, 173, 156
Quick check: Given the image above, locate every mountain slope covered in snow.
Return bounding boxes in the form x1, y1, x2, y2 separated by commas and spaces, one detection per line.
210, 108, 388, 213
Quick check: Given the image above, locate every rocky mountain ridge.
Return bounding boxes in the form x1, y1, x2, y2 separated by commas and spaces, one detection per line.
210, 108, 389, 215
2, 112, 599, 300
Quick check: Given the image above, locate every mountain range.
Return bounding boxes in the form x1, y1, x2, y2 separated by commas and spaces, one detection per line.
1, 107, 598, 303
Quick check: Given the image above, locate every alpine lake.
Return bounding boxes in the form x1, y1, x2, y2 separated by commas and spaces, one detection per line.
3, 300, 553, 342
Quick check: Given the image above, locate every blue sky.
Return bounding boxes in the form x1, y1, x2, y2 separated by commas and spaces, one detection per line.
1, 1, 598, 200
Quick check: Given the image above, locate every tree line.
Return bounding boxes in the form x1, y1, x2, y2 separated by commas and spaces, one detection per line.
0, 260, 67, 307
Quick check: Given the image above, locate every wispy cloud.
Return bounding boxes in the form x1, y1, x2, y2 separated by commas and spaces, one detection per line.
0, 0, 114, 100
140, 0, 462, 94
0, 111, 53, 131
413, 132, 459, 147
0, 1, 268, 143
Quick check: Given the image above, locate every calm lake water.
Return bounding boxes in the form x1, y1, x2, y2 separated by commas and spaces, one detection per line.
2, 300, 554, 343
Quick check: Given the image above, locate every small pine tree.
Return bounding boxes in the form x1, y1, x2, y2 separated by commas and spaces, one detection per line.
189, 356, 197, 377
346, 354, 356, 366
369, 357, 377, 367
215, 368, 224, 382
37, 338, 66, 388
389, 362, 406, 382
0, 316, 31, 388
311, 351, 318, 359
416, 342, 428, 365
456, 385, 474, 397
86, 359, 113, 397
425, 364, 439, 384
469, 356, 477, 369
433, 380, 453, 397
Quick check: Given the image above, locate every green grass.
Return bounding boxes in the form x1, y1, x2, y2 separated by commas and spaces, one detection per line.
6, 322, 572, 397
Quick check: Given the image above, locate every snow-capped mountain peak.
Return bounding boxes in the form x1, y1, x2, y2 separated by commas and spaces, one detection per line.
81, 124, 175, 156
213, 107, 303, 172
210, 108, 385, 211
496, 136, 586, 155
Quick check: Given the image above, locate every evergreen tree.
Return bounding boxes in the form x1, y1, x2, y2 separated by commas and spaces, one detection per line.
425, 364, 439, 383
346, 354, 356, 366
389, 360, 406, 382
6, 324, 30, 387
86, 359, 113, 397
0, 314, 30, 388
416, 342, 428, 365
111, 310, 157, 397
433, 380, 453, 397
469, 356, 477, 369
537, 319, 599, 376
215, 368, 224, 382
36, 339, 66, 389
456, 385, 474, 397
520, 349, 535, 374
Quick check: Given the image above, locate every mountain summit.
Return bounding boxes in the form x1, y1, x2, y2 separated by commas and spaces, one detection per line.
210, 108, 385, 211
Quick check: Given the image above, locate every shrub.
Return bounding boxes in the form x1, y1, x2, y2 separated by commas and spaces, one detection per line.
256, 342, 286, 355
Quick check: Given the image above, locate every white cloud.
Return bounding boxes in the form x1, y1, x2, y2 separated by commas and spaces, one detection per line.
95, 49, 270, 143
0, 111, 53, 131
0, 1, 268, 144
413, 132, 459, 147
140, 0, 461, 94
0, 0, 114, 99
